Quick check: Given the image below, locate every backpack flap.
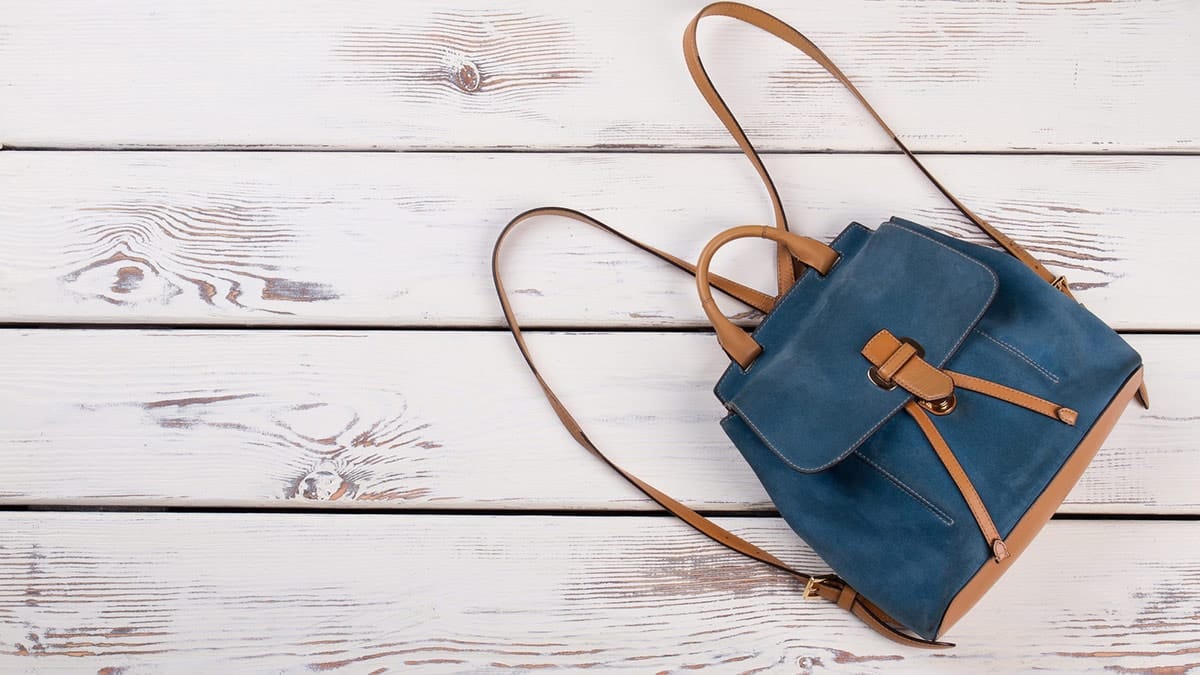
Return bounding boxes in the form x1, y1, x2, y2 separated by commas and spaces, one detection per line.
723, 222, 999, 473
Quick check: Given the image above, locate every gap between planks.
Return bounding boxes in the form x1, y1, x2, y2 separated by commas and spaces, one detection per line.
0, 505, 1196, 522
0, 318, 1196, 339
6, 146, 1200, 156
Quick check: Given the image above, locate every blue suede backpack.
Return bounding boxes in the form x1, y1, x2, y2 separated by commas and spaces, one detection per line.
493, 2, 1147, 647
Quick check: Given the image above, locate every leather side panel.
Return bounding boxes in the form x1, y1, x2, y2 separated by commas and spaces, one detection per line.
935, 366, 1145, 637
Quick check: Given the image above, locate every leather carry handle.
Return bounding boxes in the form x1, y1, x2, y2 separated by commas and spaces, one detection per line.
696, 226, 840, 367
493, 207, 952, 649
684, 2, 1070, 296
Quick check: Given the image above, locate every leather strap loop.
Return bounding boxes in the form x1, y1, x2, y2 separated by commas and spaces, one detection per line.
947, 370, 1079, 425
862, 330, 955, 401
684, 2, 1067, 295
695, 225, 839, 368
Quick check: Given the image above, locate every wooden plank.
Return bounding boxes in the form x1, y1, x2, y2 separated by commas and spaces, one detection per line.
1, 1, 1197, 150
2, 152, 1195, 330
0, 330, 1189, 513
0, 513, 1194, 671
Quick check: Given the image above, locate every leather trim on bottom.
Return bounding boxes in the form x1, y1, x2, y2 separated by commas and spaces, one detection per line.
934, 366, 1145, 637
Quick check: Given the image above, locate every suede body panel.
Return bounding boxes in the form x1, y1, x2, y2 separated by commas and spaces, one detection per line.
715, 218, 1142, 640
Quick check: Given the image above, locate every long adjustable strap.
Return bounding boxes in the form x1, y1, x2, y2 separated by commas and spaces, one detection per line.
492, 207, 952, 648
684, 2, 1071, 297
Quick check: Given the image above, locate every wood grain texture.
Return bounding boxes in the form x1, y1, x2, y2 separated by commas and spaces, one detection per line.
2, 152, 1196, 330
0, 513, 1195, 672
0, 330, 1189, 513
3, 0, 1192, 667
2, 1, 1198, 150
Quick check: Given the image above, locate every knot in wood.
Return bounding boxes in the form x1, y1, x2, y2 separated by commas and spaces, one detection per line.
451, 59, 482, 93
297, 464, 349, 501
112, 266, 145, 294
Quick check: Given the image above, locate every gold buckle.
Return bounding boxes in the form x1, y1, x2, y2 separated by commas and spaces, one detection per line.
918, 393, 957, 416
1051, 275, 1076, 300
803, 576, 827, 600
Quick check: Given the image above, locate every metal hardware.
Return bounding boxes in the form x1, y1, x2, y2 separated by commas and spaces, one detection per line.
991, 538, 1010, 563
899, 337, 925, 359
867, 367, 897, 390
803, 576, 827, 599
1051, 275, 1078, 300
919, 393, 957, 416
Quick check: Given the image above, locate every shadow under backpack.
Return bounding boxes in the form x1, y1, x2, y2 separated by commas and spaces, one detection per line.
491, 2, 1148, 648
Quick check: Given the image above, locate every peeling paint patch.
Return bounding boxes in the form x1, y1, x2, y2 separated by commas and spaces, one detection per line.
143, 393, 257, 410
261, 278, 341, 303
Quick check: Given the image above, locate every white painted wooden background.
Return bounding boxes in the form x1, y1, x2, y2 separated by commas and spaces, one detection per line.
0, 1, 1197, 672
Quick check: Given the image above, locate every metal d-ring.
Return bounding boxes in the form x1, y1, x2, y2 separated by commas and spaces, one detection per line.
867, 367, 898, 391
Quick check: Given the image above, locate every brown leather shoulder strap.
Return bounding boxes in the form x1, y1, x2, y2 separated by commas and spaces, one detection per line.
492, 206, 951, 649
684, 1, 1068, 294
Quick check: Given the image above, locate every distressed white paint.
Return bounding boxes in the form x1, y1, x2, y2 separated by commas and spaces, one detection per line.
0, 330, 1188, 513
1, 1, 1197, 150
2, 152, 1196, 330
0, 0, 1193, 666
0, 513, 1195, 671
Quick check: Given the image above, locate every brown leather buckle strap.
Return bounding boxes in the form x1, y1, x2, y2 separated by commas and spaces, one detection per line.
493, 207, 952, 649
862, 330, 955, 402
862, 329, 1083, 563
684, 2, 1070, 297
906, 401, 1011, 564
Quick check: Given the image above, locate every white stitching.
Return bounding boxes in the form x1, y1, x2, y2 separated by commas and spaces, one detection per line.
853, 451, 954, 526
716, 222, 870, 393
882, 220, 999, 368
729, 388, 906, 474
720, 219, 993, 468
726, 400, 841, 473
957, 371, 1057, 410
726, 403, 954, 526
973, 328, 1061, 384
825, 222, 999, 457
